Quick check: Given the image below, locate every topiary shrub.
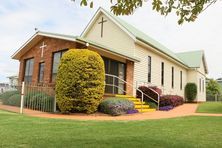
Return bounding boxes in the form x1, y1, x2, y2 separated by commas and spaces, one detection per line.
99, 97, 135, 116
185, 83, 197, 102
56, 49, 105, 114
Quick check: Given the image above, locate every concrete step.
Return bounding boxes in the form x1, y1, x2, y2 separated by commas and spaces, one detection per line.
115, 95, 133, 98
128, 98, 140, 102
135, 105, 150, 109
134, 101, 145, 105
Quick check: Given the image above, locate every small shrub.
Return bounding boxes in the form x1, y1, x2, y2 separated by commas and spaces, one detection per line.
0, 91, 19, 100
25, 92, 54, 112
137, 86, 162, 102
7, 94, 21, 107
56, 49, 105, 114
185, 83, 197, 102
99, 97, 135, 116
1, 91, 20, 105
147, 101, 158, 109
160, 95, 184, 107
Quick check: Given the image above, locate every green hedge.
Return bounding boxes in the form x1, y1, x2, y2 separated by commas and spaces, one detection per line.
185, 83, 197, 102
1, 90, 54, 112
99, 97, 135, 116
1, 91, 20, 105
56, 49, 105, 114
7, 94, 21, 107
25, 93, 54, 112
25, 92, 54, 112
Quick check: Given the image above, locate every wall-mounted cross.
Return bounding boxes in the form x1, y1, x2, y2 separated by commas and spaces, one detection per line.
98, 17, 107, 38
40, 42, 47, 58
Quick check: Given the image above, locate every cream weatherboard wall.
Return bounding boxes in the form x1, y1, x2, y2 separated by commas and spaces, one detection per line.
83, 13, 135, 56
134, 44, 188, 97
197, 59, 206, 101
187, 59, 206, 102
82, 10, 206, 101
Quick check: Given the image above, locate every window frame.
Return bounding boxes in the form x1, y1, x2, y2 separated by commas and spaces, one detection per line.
180, 71, 183, 90
24, 58, 34, 83
51, 49, 68, 82
38, 62, 45, 83
161, 62, 164, 86
148, 56, 151, 83
172, 67, 174, 89
202, 79, 205, 92
199, 78, 202, 92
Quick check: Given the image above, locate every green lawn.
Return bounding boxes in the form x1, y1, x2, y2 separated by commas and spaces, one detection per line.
0, 110, 222, 148
196, 102, 222, 114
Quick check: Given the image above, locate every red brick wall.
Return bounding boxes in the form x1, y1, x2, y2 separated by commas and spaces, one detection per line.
18, 37, 135, 96
126, 60, 134, 95
18, 37, 77, 85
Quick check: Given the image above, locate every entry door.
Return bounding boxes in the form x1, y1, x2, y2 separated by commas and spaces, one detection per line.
103, 57, 126, 94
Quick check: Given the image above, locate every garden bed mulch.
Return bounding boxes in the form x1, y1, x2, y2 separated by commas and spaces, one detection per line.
1, 102, 221, 121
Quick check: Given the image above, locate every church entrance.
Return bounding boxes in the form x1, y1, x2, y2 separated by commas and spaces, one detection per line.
103, 57, 126, 94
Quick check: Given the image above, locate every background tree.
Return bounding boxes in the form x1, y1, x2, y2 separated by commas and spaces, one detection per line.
72, 0, 218, 24
206, 79, 221, 96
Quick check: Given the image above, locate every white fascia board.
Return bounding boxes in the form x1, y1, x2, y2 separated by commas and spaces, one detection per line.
38, 32, 76, 42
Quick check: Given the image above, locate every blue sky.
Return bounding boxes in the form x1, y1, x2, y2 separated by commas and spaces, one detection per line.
0, 0, 222, 83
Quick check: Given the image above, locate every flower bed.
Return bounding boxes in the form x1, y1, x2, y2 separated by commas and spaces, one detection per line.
159, 95, 184, 111
99, 97, 136, 116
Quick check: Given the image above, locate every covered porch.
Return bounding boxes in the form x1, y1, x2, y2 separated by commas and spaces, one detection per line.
76, 37, 139, 96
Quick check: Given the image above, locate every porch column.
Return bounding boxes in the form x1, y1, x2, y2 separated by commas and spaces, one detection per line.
126, 60, 134, 96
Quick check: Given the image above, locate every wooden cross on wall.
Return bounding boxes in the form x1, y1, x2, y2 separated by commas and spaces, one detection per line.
98, 17, 107, 38
40, 42, 47, 58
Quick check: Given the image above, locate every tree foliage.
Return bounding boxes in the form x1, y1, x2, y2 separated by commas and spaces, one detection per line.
206, 79, 221, 96
72, 0, 218, 24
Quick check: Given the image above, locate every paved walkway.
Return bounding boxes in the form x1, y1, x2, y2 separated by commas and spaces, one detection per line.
0, 103, 222, 121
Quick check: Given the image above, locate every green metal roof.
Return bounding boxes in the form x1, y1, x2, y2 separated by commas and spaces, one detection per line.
176, 50, 204, 68
38, 31, 77, 39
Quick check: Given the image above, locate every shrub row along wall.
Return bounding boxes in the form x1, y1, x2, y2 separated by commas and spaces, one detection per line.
136, 85, 184, 110
0, 91, 21, 107
0, 90, 54, 112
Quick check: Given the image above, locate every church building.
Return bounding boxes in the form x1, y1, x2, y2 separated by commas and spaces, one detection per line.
12, 7, 208, 102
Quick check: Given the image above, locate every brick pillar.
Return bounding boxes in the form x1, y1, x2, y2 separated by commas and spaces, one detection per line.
18, 60, 24, 85
126, 60, 134, 96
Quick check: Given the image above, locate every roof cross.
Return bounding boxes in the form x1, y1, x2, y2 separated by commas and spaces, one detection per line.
40, 42, 47, 58
98, 17, 107, 38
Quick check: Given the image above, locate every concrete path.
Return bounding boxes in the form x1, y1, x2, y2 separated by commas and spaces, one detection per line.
0, 102, 222, 121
